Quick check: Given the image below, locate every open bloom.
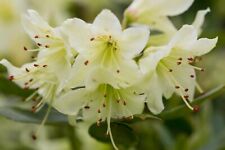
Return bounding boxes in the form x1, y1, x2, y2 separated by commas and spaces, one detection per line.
139, 25, 218, 114
53, 68, 145, 150
125, 0, 194, 34
0, 10, 75, 110
61, 9, 149, 89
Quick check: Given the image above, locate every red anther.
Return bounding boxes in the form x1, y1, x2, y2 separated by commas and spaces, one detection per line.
84, 60, 89, 65
8, 75, 14, 81
193, 105, 200, 113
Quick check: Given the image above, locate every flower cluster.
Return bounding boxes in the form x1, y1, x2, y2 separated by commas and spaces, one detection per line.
0, 0, 218, 149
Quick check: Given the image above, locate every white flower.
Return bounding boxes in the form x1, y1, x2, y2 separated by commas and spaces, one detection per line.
53, 74, 145, 150
60, 9, 149, 89
125, 0, 194, 34
0, 10, 75, 110
139, 25, 218, 114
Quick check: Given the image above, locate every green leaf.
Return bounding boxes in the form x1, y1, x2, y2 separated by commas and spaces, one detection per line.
114, 114, 161, 124
89, 122, 138, 148
159, 85, 225, 119
0, 76, 33, 98
0, 106, 68, 125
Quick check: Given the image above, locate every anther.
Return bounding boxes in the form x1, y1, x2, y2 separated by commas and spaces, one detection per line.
25, 68, 30, 72
178, 58, 182, 61
34, 35, 39, 38
43, 65, 48, 68
34, 64, 39, 67
184, 95, 189, 100
103, 103, 106, 107
175, 86, 180, 89
90, 38, 95, 41
84, 60, 89, 66
104, 94, 107, 98
8, 75, 14, 81
123, 101, 127, 106
84, 106, 90, 109
29, 79, 33, 82
37, 43, 42, 46
177, 62, 182, 65
45, 45, 49, 48
23, 46, 28, 51
193, 105, 200, 113
31, 134, 37, 140
169, 69, 173, 72
185, 88, 189, 92
190, 75, 195, 78
116, 70, 120, 73
46, 35, 50, 38
98, 109, 101, 113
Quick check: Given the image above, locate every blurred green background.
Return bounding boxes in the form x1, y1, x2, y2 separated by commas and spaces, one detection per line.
0, 0, 225, 150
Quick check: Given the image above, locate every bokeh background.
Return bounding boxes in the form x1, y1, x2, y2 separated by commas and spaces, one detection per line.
0, 0, 225, 150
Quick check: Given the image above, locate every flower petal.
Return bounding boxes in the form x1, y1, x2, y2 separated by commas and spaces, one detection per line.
60, 18, 92, 56
156, 0, 194, 16
93, 9, 122, 34
192, 8, 210, 35
119, 26, 149, 58
139, 46, 171, 74
53, 89, 87, 115
189, 37, 218, 56
145, 73, 164, 114
22, 9, 52, 39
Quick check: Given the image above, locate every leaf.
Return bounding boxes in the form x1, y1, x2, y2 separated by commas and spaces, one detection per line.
0, 106, 68, 125
0, 76, 33, 98
159, 85, 225, 119
113, 114, 161, 124
89, 122, 138, 148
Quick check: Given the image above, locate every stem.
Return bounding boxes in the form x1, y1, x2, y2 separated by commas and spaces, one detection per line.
67, 125, 81, 150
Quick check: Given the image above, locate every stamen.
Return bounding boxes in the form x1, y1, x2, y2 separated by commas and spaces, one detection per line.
177, 62, 182, 65
116, 70, 120, 73
25, 68, 30, 72
37, 43, 42, 47
185, 88, 189, 92
8, 75, 14, 81
195, 82, 204, 94
190, 75, 195, 78
193, 105, 200, 112
34, 64, 39, 67
43, 65, 48, 68
90, 38, 95, 41
84, 60, 89, 65
84, 106, 90, 109
23, 46, 28, 51
34, 35, 39, 38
